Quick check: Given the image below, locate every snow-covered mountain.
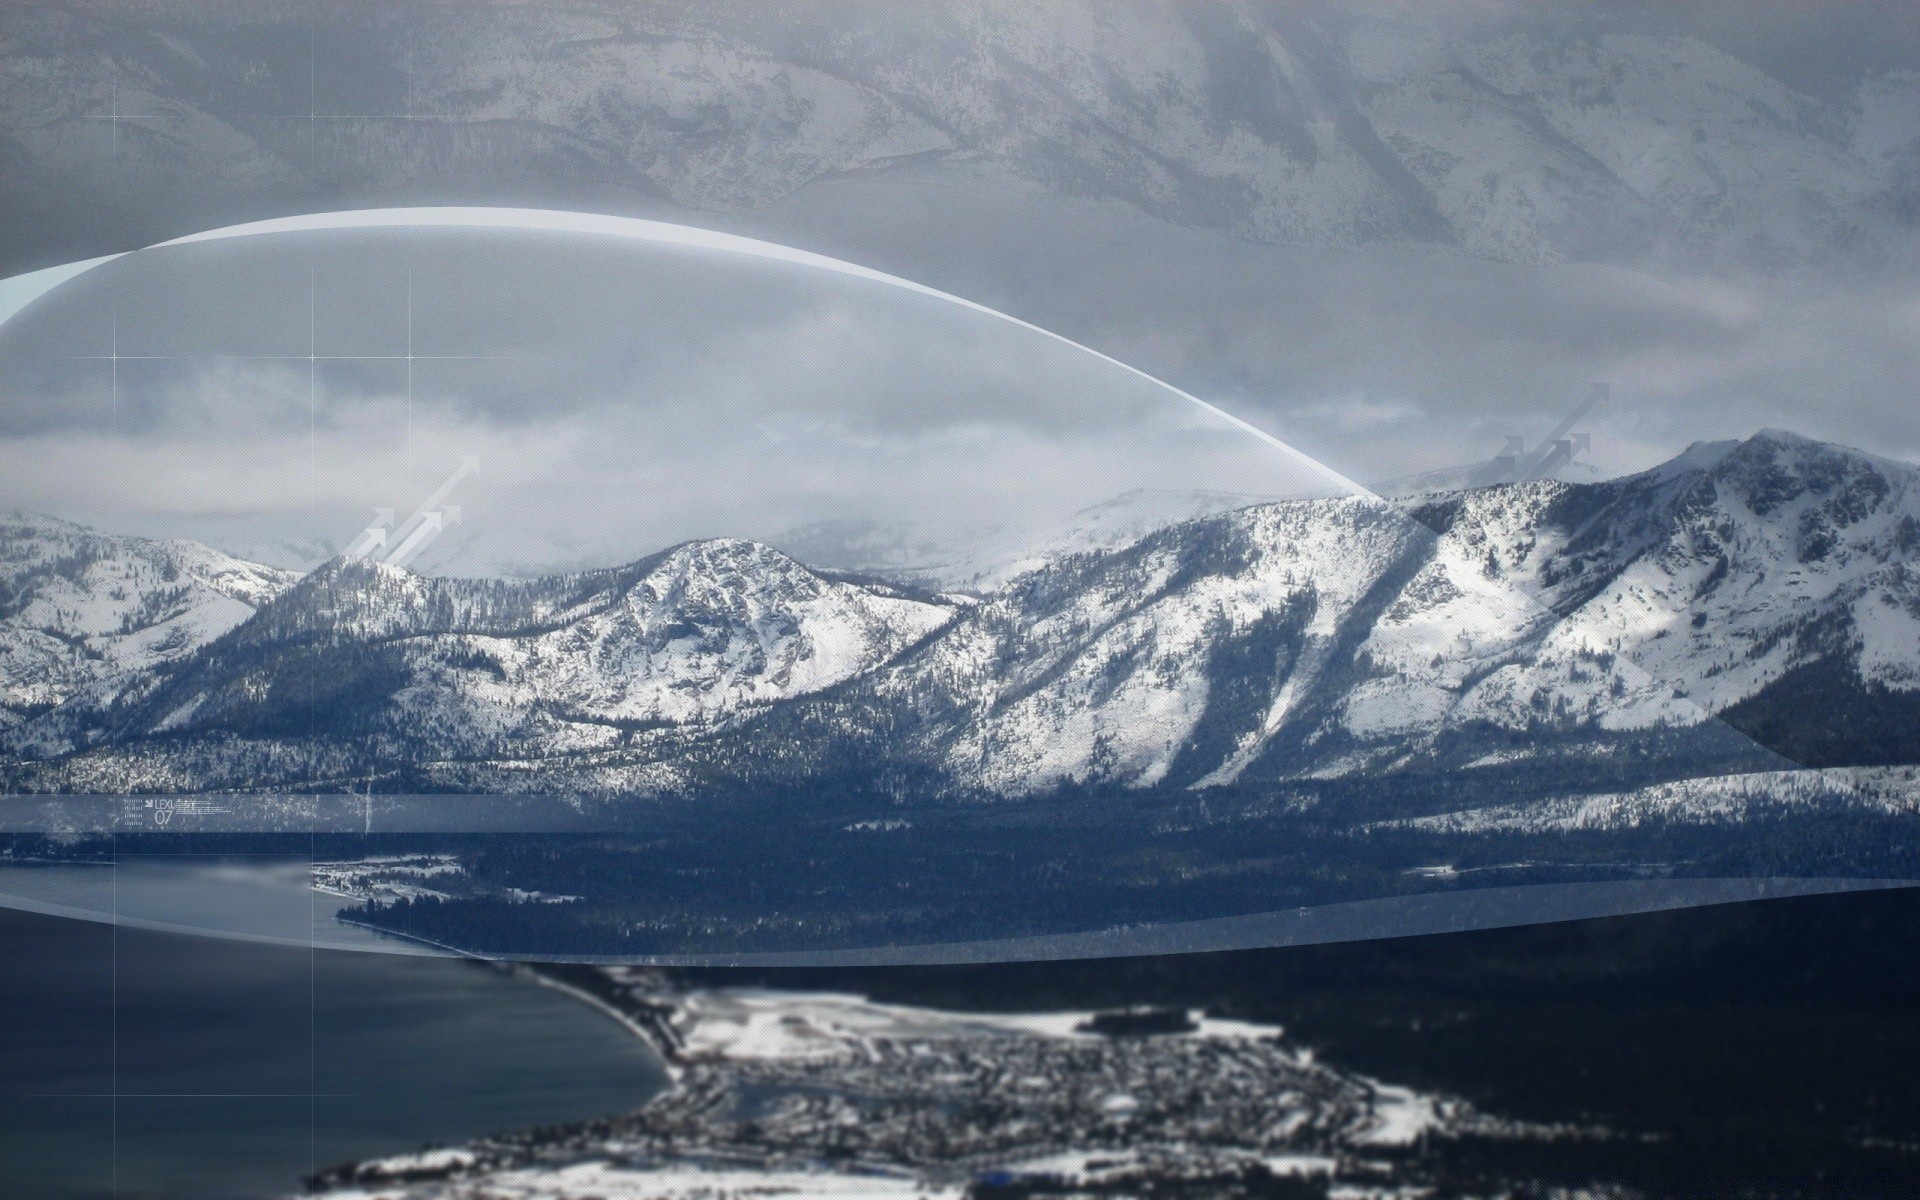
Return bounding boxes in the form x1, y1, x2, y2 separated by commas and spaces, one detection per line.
0, 514, 293, 732
3, 2, 1914, 272
1313, 430, 1920, 776
773, 488, 1282, 592
878, 429, 1920, 793
4, 432, 1917, 800
2, 537, 957, 788
641, 429, 1920, 797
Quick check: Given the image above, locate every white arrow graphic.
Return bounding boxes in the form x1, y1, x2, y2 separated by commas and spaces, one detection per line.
379, 456, 480, 563
343, 508, 397, 558
384, 506, 462, 568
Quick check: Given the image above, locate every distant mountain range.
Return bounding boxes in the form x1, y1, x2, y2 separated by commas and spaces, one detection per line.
2, 1, 1914, 273
5, 431, 1918, 816
771, 488, 1279, 592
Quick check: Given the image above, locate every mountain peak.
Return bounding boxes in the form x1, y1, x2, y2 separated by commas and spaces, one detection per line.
1715, 428, 1911, 477
318, 552, 415, 578
1652, 439, 1742, 477
0, 510, 86, 536
1746, 428, 1815, 446
640, 538, 814, 586
291, 554, 433, 600
1628, 430, 1912, 491
660, 536, 787, 562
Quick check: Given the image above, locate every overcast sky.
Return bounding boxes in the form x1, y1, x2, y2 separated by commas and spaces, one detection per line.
723, 164, 1920, 492
2, 198, 1916, 573
1, 1, 1915, 573
0, 227, 1335, 572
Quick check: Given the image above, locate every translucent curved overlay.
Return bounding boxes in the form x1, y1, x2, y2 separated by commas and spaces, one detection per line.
0, 206, 1371, 498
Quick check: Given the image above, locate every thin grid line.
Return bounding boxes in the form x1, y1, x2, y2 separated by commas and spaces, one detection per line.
179, 113, 471, 121
309, 265, 317, 507
28, 1093, 358, 1099
307, 23, 326, 1150
308, 33, 321, 1134
110, 830, 118, 1200
108, 312, 118, 428
71, 354, 538, 361
310, 831, 318, 1177
406, 264, 415, 476
306, 10, 320, 1127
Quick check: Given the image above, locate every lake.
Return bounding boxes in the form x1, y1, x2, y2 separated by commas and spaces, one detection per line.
0, 868, 669, 1200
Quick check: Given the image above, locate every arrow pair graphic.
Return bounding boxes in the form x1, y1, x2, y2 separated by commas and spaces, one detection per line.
347, 456, 480, 567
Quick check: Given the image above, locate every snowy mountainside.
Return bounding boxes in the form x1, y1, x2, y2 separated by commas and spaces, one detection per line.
874, 497, 1428, 796
1377, 457, 1606, 498
0, 514, 294, 730
4, 431, 1917, 802
1238, 429, 1920, 780
1371, 768, 1915, 837
8, 539, 958, 778
1409, 432, 1920, 755
729, 431, 1920, 797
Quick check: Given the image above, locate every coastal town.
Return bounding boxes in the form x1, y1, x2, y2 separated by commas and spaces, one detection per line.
305, 967, 1582, 1200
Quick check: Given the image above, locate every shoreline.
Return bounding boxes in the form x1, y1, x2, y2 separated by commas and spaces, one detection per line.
330, 909, 498, 959
323, 901, 685, 1074
514, 965, 685, 1078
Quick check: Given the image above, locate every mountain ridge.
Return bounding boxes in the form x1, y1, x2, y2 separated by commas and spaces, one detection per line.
3, 429, 1915, 807
0, 512, 296, 737
3, 1, 1915, 273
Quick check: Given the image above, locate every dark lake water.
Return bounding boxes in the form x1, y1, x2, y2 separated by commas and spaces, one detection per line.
0, 900, 669, 1200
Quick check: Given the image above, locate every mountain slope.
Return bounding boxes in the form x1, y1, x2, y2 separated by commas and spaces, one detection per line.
3, 539, 958, 789
5, 432, 1916, 801
1285, 431, 1920, 778
0, 514, 294, 733
709, 431, 1920, 798
868, 497, 1428, 796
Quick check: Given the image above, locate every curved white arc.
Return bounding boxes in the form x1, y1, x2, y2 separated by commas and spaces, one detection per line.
0, 253, 127, 330
3, 206, 1374, 500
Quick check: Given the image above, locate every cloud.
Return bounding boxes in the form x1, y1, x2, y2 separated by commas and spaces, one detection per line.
6, 183, 1917, 572
0, 225, 1331, 572
734, 168, 1920, 482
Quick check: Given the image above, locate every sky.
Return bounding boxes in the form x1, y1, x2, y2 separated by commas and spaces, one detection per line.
3, 186, 1916, 574
0, 227, 1334, 572
0, 0, 1915, 572
732, 166, 1920, 488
